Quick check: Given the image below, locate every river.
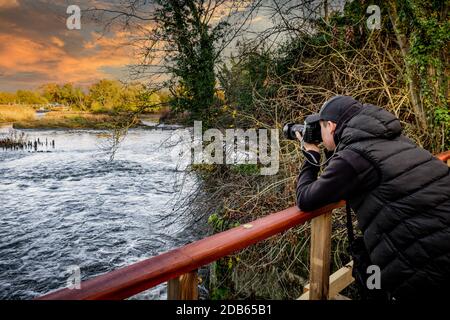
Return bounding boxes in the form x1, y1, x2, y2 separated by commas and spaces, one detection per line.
0, 128, 207, 299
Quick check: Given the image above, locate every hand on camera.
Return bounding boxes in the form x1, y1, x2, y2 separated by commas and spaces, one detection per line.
295, 131, 320, 153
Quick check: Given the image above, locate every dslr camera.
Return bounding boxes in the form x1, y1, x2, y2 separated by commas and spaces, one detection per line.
283, 114, 322, 144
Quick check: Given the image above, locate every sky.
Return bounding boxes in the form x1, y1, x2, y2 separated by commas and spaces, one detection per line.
0, 0, 154, 92
0, 0, 335, 92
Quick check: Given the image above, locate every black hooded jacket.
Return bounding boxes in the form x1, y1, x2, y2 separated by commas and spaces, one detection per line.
296, 99, 450, 299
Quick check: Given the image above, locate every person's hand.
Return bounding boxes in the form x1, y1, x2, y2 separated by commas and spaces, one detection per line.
295, 131, 320, 153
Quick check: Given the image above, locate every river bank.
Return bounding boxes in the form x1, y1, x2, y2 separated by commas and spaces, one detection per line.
0, 104, 164, 130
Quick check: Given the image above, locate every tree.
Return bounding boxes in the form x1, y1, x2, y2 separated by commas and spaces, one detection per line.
40, 83, 61, 103
234, 0, 449, 150
88, 79, 122, 113
86, 0, 262, 124
16, 90, 47, 105
218, 44, 273, 115
386, 0, 449, 150
119, 83, 161, 112
40, 83, 87, 109
0, 92, 17, 104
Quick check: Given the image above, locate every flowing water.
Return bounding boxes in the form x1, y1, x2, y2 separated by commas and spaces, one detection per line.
0, 128, 206, 299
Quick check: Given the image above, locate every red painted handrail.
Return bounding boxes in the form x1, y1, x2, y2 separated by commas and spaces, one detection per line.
437, 150, 450, 162
37, 201, 345, 300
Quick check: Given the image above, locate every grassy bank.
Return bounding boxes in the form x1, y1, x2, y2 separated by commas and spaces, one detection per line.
0, 105, 35, 122
0, 105, 155, 129
13, 111, 116, 129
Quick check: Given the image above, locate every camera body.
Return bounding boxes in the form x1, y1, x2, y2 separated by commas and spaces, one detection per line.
283, 114, 322, 144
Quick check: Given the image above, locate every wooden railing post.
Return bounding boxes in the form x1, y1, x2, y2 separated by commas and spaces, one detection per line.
167, 271, 198, 300
308, 210, 332, 300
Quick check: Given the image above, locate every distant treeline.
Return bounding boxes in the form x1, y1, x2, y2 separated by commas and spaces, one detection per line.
0, 80, 170, 113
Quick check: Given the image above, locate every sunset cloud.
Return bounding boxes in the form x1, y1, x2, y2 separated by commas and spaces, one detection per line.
0, 32, 132, 89
0, 0, 19, 9
0, 0, 135, 91
50, 36, 65, 48
0, 0, 258, 91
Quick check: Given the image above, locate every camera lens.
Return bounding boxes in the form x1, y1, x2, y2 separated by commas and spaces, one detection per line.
283, 123, 304, 140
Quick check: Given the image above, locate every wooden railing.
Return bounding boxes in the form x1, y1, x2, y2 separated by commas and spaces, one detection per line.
437, 150, 450, 164
37, 151, 450, 300
37, 201, 344, 300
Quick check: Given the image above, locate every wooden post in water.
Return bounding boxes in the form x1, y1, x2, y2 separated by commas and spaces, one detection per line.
167, 271, 198, 300
308, 210, 332, 300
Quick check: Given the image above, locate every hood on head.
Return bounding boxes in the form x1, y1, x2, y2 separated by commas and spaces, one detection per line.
336, 103, 402, 146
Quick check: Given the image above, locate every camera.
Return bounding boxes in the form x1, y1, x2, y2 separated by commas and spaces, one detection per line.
283, 114, 322, 144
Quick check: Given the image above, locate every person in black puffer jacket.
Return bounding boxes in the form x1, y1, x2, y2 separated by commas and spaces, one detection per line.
296, 95, 450, 300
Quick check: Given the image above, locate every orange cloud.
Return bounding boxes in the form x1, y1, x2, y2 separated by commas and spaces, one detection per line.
0, 0, 254, 91
0, 0, 168, 91
50, 36, 65, 48
0, 0, 19, 9
0, 30, 133, 88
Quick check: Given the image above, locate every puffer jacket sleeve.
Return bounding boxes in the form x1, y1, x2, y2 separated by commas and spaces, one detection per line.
296, 149, 379, 212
